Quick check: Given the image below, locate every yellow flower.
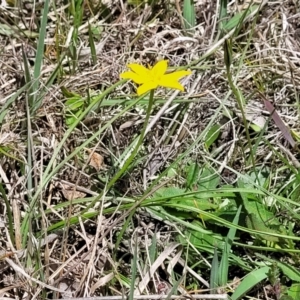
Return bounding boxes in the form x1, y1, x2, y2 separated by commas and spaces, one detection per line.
120, 60, 192, 96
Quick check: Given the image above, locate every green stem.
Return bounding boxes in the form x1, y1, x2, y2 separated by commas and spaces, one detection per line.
224, 39, 255, 169
105, 89, 155, 190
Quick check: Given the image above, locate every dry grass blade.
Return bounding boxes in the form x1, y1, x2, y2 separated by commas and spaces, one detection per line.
11, 198, 21, 250
135, 243, 181, 295
90, 273, 114, 294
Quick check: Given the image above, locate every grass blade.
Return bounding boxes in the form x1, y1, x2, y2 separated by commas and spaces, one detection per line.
183, 0, 195, 35
88, 23, 97, 65
32, 0, 50, 113
129, 234, 138, 300
219, 205, 241, 286
218, 0, 228, 35
113, 209, 135, 262
149, 231, 157, 265
210, 248, 219, 293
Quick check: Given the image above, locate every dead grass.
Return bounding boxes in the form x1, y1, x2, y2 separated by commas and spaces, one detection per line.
0, 0, 300, 299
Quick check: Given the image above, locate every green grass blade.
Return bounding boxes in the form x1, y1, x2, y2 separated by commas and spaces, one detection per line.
219, 205, 241, 286
183, 0, 195, 35
186, 163, 200, 190
210, 248, 219, 293
165, 272, 186, 300
43, 53, 65, 87
32, 0, 50, 113
22, 47, 34, 223
88, 23, 97, 65
113, 209, 135, 262
218, 0, 228, 35
149, 231, 157, 265
226, 205, 241, 244
129, 235, 138, 300
21, 80, 127, 245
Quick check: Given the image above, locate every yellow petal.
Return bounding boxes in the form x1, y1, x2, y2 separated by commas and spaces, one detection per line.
159, 79, 185, 91
162, 70, 192, 82
120, 71, 146, 84
127, 63, 151, 78
158, 70, 191, 90
137, 81, 158, 95
151, 60, 168, 78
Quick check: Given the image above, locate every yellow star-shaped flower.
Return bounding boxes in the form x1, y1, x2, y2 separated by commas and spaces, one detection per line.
120, 60, 192, 96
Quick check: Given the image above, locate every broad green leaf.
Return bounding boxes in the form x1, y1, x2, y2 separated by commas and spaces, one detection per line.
246, 201, 277, 225
197, 167, 220, 191
245, 214, 280, 243
169, 198, 217, 211
288, 283, 300, 299
247, 166, 270, 187
276, 261, 300, 282
65, 97, 84, 110
154, 186, 185, 198
231, 266, 269, 300
185, 223, 224, 250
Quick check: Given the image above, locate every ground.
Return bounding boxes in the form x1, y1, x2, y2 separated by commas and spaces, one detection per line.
0, 0, 300, 299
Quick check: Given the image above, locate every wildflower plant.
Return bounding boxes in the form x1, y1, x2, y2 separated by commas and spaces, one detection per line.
117, 60, 191, 180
